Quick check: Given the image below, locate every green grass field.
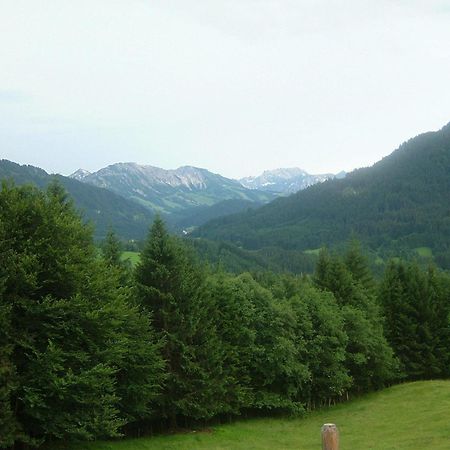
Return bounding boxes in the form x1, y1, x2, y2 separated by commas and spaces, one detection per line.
304, 248, 321, 256
414, 247, 433, 258
121, 251, 141, 266
67, 381, 450, 450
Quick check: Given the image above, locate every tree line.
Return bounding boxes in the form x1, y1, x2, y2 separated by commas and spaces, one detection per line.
1, 181, 449, 448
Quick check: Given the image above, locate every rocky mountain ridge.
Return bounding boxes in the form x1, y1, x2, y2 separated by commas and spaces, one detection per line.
70, 162, 276, 214
239, 167, 345, 194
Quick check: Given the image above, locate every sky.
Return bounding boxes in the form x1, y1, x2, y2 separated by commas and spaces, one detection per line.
1, 1, 450, 179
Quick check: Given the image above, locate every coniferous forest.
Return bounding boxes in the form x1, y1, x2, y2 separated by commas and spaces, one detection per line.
1, 181, 449, 449
194, 123, 450, 269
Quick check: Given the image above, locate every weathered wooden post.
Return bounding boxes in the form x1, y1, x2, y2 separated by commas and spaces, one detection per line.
321, 423, 339, 450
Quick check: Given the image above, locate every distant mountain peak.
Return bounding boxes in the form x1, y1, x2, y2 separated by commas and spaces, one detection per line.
88, 162, 213, 190
70, 168, 91, 181
239, 167, 337, 194
262, 167, 308, 177
71, 161, 276, 214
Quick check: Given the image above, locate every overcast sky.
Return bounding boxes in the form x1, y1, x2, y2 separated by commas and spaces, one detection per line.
1, 1, 450, 179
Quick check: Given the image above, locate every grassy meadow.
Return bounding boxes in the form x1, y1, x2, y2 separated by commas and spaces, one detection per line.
121, 251, 141, 266
65, 381, 450, 450
414, 247, 433, 258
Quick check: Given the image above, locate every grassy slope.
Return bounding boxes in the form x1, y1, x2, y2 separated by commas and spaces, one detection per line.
121, 251, 141, 266
414, 247, 433, 258
69, 381, 450, 450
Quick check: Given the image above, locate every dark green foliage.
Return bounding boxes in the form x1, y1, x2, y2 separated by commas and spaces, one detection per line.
171, 199, 264, 231
101, 228, 132, 285
0, 159, 154, 240
345, 240, 376, 293
187, 238, 317, 274
299, 287, 350, 404
380, 261, 450, 380
0, 181, 163, 447
262, 276, 350, 406
0, 298, 16, 448
314, 245, 398, 392
135, 217, 225, 425
102, 228, 123, 268
194, 123, 450, 270
235, 274, 307, 414
206, 273, 256, 414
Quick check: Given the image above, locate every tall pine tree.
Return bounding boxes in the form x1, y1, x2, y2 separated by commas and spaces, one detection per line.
135, 217, 225, 427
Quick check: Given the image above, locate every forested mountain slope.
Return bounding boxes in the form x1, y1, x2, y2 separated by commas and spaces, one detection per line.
194, 123, 450, 265
0, 159, 154, 239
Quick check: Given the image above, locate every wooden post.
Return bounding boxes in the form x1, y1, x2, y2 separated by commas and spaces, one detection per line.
321, 423, 339, 450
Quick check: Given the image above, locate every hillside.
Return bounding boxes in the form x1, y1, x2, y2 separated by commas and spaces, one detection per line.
63, 381, 450, 450
195, 123, 450, 267
171, 198, 263, 231
187, 238, 317, 273
0, 159, 154, 239
72, 163, 276, 214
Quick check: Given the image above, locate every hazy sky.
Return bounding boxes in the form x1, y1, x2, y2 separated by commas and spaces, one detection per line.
1, 1, 450, 179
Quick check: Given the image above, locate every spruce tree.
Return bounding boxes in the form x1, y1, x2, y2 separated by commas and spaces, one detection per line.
101, 227, 130, 285
102, 227, 123, 268
135, 217, 224, 426
344, 240, 375, 293
379, 261, 422, 379
0, 272, 16, 448
380, 261, 450, 380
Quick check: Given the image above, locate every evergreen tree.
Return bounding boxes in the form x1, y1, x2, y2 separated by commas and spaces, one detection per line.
135, 217, 225, 426
0, 273, 16, 448
344, 239, 375, 293
0, 181, 164, 446
379, 261, 417, 378
102, 227, 123, 268
101, 227, 131, 285
380, 261, 450, 380
314, 249, 354, 306
427, 268, 450, 378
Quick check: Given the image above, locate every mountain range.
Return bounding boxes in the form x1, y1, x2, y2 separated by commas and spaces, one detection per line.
68, 163, 338, 232
1, 159, 333, 239
2, 121, 450, 270
70, 163, 276, 215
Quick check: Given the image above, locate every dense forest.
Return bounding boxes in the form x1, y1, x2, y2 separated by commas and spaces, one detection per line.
1, 181, 449, 449
194, 123, 450, 269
